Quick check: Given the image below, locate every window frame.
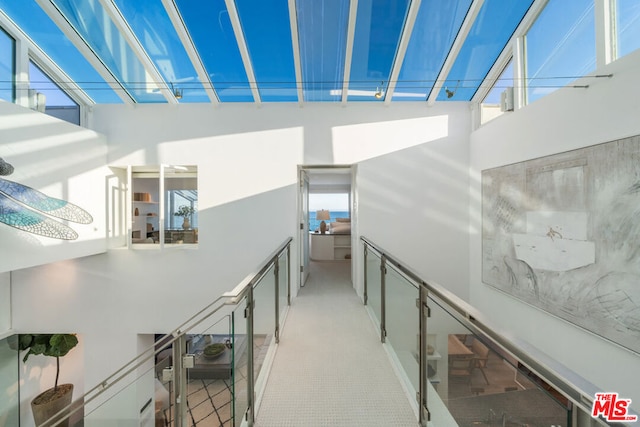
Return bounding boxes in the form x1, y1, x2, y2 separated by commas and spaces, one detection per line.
128, 165, 198, 249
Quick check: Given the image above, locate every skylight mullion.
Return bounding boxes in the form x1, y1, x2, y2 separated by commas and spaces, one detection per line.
471, 0, 548, 104
341, 0, 358, 104
223, 0, 261, 104
595, 0, 615, 67
426, 0, 485, 105
97, 0, 177, 104
174, 0, 253, 102
384, 0, 422, 105
287, 0, 303, 104
160, 0, 219, 105
35, 0, 134, 104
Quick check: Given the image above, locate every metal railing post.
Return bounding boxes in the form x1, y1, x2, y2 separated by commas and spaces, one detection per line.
246, 285, 255, 426
419, 286, 430, 426
274, 256, 280, 344
172, 333, 187, 427
380, 254, 387, 343
287, 244, 291, 306
363, 244, 368, 305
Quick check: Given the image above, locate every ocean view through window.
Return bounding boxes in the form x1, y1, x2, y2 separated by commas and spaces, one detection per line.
308, 193, 349, 231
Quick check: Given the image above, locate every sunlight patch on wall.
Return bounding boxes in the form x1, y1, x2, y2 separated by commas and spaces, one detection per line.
158, 126, 304, 207
331, 115, 449, 164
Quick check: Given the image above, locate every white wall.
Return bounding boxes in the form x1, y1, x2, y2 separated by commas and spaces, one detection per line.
8, 103, 471, 409
469, 50, 640, 412
0, 101, 108, 273
357, 105, 471, 299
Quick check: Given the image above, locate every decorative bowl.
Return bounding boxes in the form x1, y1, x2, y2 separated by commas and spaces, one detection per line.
203, 343, 226, 359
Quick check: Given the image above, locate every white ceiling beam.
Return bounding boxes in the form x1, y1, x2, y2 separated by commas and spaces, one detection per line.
160, 0, 219, 105
287, 0, 304, 105
0, 10, 95, 107
427, 0, 485, 105
384, 0, 422, 105
35, 0, 134, 104
341, 0, 358, 104
471, 0, 548, 104
224, 0, 261, 105
98, 0, 177, 104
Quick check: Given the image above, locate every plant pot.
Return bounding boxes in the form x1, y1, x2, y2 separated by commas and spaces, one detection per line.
31, 383, 73, 427
182, 218, 190, 230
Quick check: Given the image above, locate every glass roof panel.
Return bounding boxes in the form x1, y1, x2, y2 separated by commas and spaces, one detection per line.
235, 0, 297, 102
113, 0, 209, 103
347, 0, 410, 102
436, 0, 534, 101
296, 0, 350, 102
175, 0, 252, 102
29, 60, 77, 106
482, 59, 512, 104
50, 0, 166, 103
0, 0, 121, 103
617, 0, 640, 58
525, 0, 595, 104
393, 0, 471, 101
0, 27, 14, 103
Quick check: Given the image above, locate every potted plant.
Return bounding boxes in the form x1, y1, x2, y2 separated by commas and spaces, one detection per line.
174, 205, 196, 229
20, 334, 78, 427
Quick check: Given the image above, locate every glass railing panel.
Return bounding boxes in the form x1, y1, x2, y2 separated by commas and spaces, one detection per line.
278, 250, 289, 326
31, 238, 291, 427
253, 265, 276, 384
232, 298, 249, 427
385, 264, 420, 393
78, 335, 176, 427
185, 315, 233, 426
427, 296, 571, 427
366, 248, 383, 325
0, 335, 19, 426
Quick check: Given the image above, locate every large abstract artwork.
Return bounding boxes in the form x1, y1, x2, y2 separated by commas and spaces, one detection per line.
0, 158, 92, 240
482, 135, 640, 354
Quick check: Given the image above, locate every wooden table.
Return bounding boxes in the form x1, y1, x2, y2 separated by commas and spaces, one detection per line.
448, 334, 473, 356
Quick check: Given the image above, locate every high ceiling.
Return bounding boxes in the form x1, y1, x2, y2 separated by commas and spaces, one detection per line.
0, 0, 537, 105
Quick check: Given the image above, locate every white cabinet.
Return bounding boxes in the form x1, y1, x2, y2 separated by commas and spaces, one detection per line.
333, 235, 351, 260
309, 233, 351, 261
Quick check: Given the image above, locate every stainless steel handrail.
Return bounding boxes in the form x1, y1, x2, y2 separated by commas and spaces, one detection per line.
360, 236, 605, 418
41, 237, 293, 427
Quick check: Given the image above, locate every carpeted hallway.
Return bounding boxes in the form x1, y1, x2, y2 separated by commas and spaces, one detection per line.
255, 261, 417, 426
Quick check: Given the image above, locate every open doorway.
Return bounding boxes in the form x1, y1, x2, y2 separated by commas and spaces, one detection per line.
298, 166, 355, 288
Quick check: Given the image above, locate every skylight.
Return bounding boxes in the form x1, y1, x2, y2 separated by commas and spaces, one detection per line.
0, 0, 636, 106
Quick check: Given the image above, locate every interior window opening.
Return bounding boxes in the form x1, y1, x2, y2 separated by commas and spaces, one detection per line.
131, 165, 198, 247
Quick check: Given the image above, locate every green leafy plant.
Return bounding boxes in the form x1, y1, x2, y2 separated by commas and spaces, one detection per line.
19, 334, 78, 392
173, 205, 196, 217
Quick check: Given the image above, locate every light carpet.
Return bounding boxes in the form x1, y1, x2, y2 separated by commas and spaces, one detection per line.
255, 261, 417, 426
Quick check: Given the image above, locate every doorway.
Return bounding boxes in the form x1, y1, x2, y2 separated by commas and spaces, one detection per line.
298, 165, 356, 289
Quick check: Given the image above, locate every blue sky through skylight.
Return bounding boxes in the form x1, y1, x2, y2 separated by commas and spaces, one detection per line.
175, 0, 252, 102
437, 0, 534, 101
0, 0, 121, 103
236, 0, 297, 102
394, 0, 471, 101
114, 0, 209, 103
1, 0, 637, 106
296, 0, 349, 102
348, 0, 410, 101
